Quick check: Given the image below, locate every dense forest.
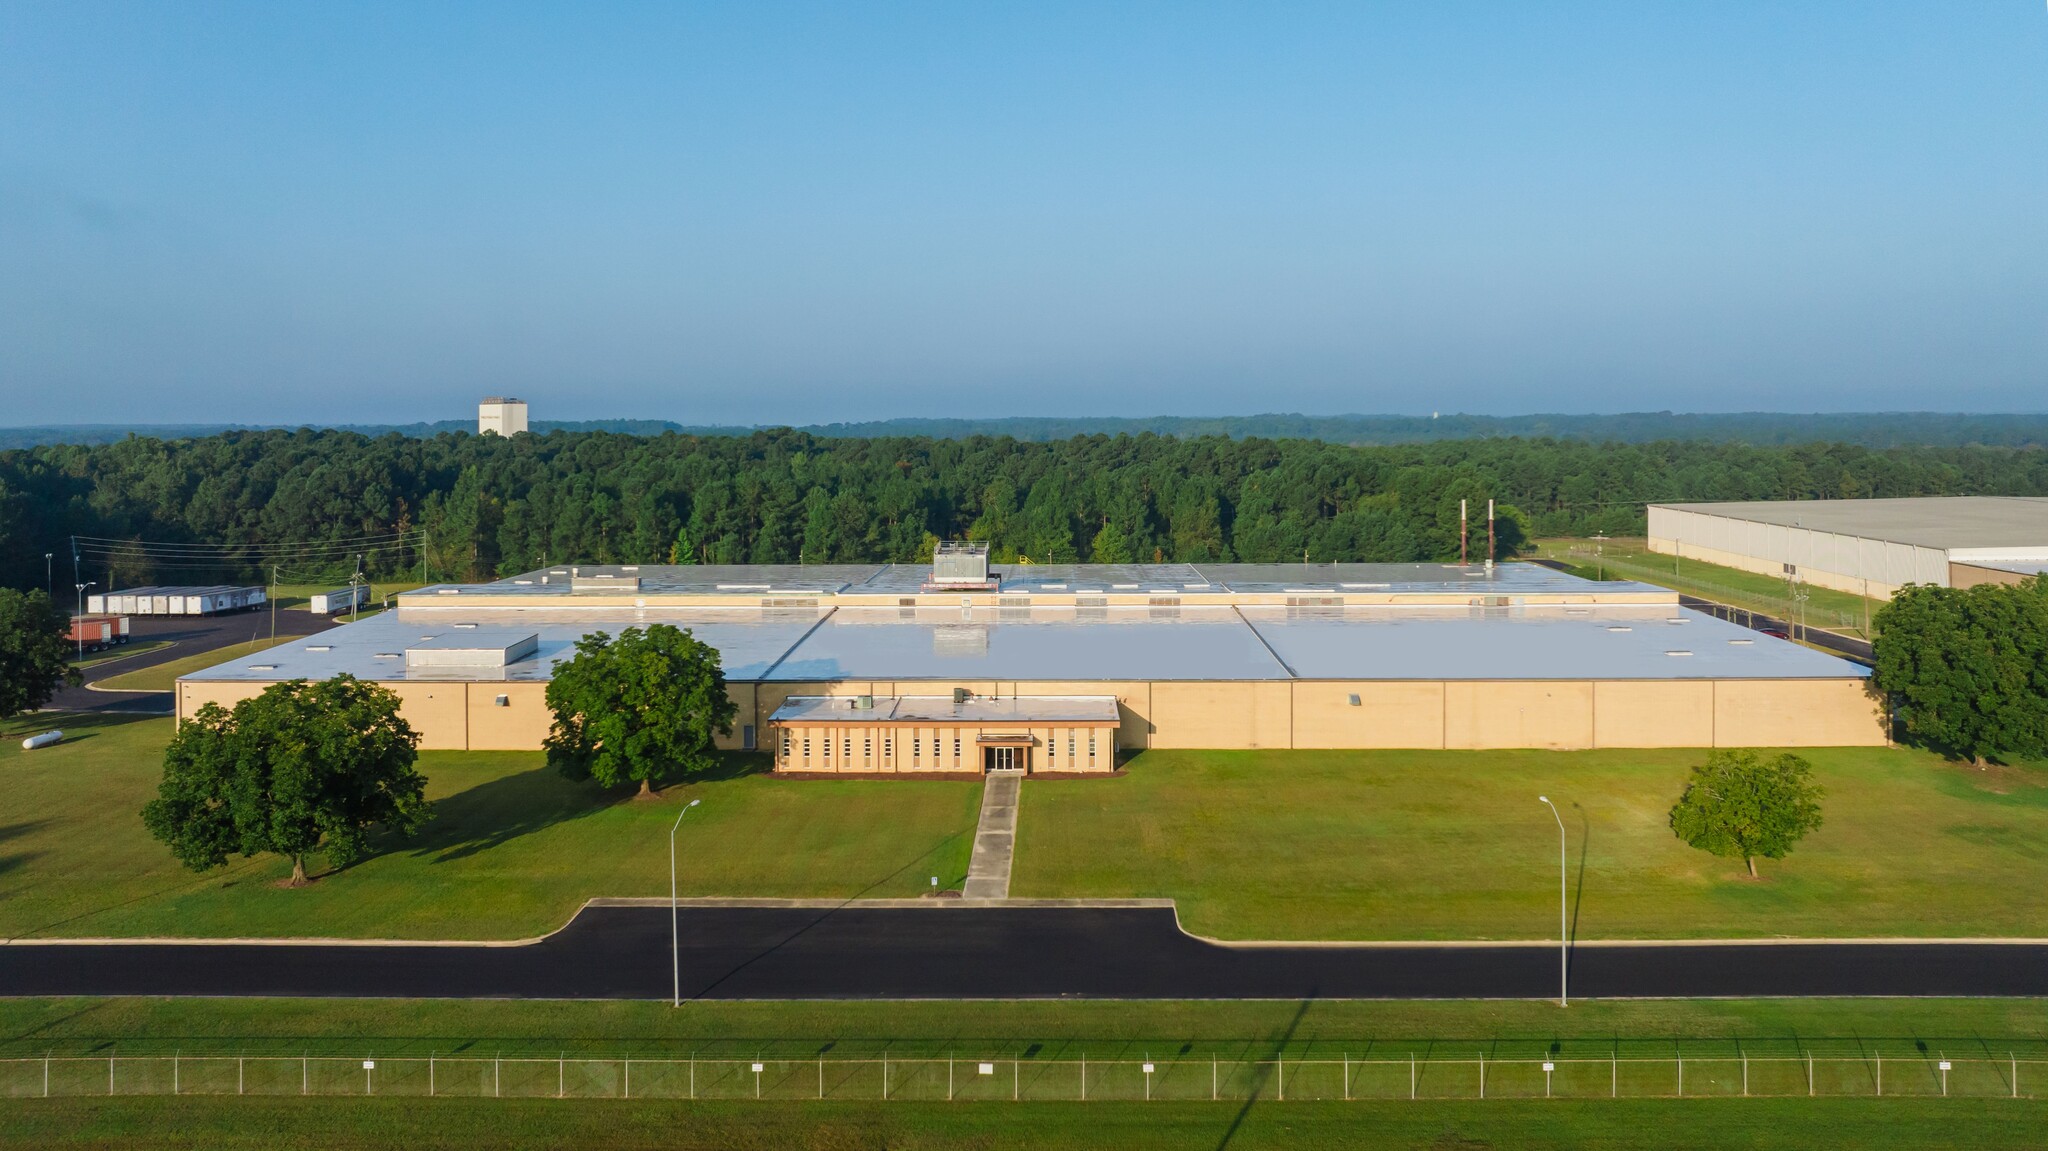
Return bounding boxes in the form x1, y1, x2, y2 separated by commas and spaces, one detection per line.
8, 411, 2048, 452
2, 428, 2046, 591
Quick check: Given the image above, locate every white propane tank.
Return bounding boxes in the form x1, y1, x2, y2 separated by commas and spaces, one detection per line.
21, 730, 64, 751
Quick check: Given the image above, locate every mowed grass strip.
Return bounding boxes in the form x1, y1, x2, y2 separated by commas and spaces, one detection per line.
1012, 746, 2048, 941
0, 714, 980, 940
7, 1097, 2048, 1151
94, 637, 299, 692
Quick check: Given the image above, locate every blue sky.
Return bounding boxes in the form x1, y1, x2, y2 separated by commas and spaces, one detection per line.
2, 1, 2044, 425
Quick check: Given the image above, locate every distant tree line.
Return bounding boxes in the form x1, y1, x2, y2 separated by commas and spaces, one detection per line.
2, 428, 2046, 588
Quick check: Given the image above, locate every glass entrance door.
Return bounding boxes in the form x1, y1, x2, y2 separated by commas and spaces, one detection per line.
983, 746, 1022, 772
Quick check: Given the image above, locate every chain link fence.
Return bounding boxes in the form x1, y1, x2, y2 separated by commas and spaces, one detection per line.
4, 1051, 2037, 1102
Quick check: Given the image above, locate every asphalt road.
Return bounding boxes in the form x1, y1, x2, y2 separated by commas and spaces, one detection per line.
6, 905, 2047, 1000
46, 608, 339, 714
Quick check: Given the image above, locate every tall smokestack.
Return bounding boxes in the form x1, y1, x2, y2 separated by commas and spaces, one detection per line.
1487, 499, 1496, 573
1460, 499, 1468, 566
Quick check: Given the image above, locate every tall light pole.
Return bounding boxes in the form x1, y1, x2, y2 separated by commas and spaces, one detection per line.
670, 798, 702, 1007
74, 582, 95, 658
1538, 796, 1567, 1007
44, 553, 54, 599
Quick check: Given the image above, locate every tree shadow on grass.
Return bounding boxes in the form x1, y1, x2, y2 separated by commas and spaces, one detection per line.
389, 767, 622, 865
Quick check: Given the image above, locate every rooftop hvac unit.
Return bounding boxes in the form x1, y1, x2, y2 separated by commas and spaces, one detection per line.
925, 541, 998, 591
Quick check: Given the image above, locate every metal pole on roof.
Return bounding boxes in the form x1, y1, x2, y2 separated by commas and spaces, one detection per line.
1460, 500, 1468, 566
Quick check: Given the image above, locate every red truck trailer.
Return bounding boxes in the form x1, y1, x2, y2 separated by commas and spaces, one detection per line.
68, 614, 132, 653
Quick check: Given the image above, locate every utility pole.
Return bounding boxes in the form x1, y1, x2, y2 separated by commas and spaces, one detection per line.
44, 553, 53, 600
271, 564, 279, 641
351, 554, 364, 623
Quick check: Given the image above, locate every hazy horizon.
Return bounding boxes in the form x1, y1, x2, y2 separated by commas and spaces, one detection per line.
5, 2, 2045, 425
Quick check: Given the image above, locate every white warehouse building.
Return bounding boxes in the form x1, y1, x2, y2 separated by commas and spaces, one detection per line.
1647, 497, 2048, 599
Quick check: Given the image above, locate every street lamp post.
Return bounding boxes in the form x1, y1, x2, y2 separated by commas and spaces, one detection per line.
74, 582, 95, 658
1538, 796, 1567, 1007
45, 553, 54, 599
670, 798, 702, 1007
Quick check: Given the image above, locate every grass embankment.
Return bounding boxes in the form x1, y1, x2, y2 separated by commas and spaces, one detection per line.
5, 999, 2046, 1148
0, 713, 980, 940
94, 637, 299, 692
265, 581, 424, 611
1532, 537, 1880, 637
1013, 747, 2048, 941
7, 1097, 2045, 1150
68, 639, 175, 670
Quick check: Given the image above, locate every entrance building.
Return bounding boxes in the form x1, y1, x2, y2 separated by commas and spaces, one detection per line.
769, 695, 1121, 774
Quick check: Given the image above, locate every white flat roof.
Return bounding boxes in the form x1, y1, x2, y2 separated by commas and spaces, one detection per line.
770, 695, 1121, 724
1653, 498, 2048, 551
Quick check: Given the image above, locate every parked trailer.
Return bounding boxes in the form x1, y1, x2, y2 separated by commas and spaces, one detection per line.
308, 585, 371, 615
82, 586, 265, 616
67, 614, 131, 652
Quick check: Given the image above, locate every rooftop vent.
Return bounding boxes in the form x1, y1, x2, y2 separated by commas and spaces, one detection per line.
1665, 650, 1693, 657
249, 663, 279, 671
1607, 625, 1633, 633
305, 644, 332, 652
1729, 638, 1755, 645
926, 541, 996, 591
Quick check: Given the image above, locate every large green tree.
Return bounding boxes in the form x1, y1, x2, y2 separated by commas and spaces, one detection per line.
1872, 577, 2048, 765
544, 624, 736, 797
1667, 750, 1825, 878
0, 589, 80, 721
142, 676, 430, 885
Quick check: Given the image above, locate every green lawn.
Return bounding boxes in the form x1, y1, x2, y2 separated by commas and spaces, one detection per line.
6, 996, 2048, 1148
0, 713, 980, 940
1532, 537, 1880, 637
94, 637, 298, 692
1013, 747, 2048, 941
7, 1097, 2045, 1150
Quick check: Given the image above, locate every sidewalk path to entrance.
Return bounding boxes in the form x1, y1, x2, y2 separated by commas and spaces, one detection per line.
962, 770, 1021, 899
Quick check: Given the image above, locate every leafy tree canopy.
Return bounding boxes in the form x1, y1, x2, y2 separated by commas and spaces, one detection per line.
1872, 576, 2048, 764
544, 624, 737, 797
141, 676, 430, 885
0, 589, 81, 721
1668, 750, 1825, 878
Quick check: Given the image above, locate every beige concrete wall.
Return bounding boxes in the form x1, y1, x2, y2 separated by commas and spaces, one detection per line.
769, 720, 1116, 773
1713, 679, 1886, 747
1147, 681, 1292, 749
1950, 562, 2032, 590
1289, 682, 1447, 748
176, 681, 269, 723
463, 682, 554, 751
1592, 681, 1715, 748
387, 683, 469, 750
1444, 681, 1596, 749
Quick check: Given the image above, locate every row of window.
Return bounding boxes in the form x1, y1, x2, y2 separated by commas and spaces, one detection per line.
774, 727, 1102, 767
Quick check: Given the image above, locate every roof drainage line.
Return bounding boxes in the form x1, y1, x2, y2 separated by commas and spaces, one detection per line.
1232, 606, 1299, 679
1185, 562, 1217, 590
754, 606, 839, 681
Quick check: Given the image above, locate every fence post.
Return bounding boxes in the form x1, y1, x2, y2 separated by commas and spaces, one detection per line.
559, 1053, 565, 1099
1343, 1054, 1349, 1101
690, 1055, 696, 1100
1876, 1052, 1881, 1097
44, 1053, 50, 1098
239, 1055, 244, 1096
2013, 1053, 2019, 1099
1807, 1050, 1813, 1096
496, 1054, 502, 1098
174, 1050, 179, 1096
623, 1058, 629, 1100
302, 1053, 307, 1096
1278, 1056, 1284, 1102
949, 1055, 954, 1102
1212, 1055, 1218, 1102
819, 1057, 824, 1100
1479, 1053, 1484, 1100
1014, 1059, 1019, 1102
109, 1055, 114, 1096
1611, 1047, 1617, 1098
1411, 1055, 1416, 1101
1677, 1056, 1682, 1097
1742, 1051, 1748, 1097
883, 1055, 888, 1101
430, 1053, 435, 1097
1079, 1054, 1085, 1102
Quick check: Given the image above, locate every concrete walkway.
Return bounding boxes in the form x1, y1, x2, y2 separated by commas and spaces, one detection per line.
961, 770, 1021, 900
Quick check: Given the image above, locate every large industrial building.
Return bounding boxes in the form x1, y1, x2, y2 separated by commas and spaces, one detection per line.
1647, 497, 2048, 599
176, 549, 1887, 771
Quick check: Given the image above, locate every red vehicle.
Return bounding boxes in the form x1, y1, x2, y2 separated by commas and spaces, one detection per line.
1758, 624, 1791, 639
68, 614, 132, 652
